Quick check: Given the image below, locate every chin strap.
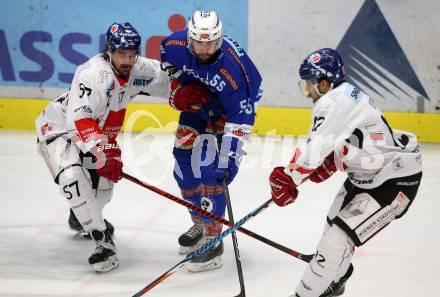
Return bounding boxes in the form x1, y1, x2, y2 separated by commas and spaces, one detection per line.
107, 50, 124, 77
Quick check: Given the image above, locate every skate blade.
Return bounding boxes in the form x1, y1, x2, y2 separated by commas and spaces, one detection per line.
187, 256, 223, 273
92, 255, 119, 273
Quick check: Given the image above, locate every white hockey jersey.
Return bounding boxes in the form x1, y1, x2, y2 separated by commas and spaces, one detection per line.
36, 54, 170, 146
286, 82, 422, 189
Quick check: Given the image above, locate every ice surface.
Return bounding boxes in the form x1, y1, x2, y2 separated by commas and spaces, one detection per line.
0, 131, 438, 297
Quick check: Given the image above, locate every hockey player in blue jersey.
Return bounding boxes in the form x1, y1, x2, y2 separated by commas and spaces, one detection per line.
161, 10, 262, 272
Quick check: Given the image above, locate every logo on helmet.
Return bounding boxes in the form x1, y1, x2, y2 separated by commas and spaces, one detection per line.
200, 33, 210, 39
110, 24, 118, 33
310, 53, 321, 63
119, 30, 137, 37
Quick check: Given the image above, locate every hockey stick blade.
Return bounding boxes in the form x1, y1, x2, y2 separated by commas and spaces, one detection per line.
132, 198, 273, 296
122, 172, 313, 263
132, 262, 181, 297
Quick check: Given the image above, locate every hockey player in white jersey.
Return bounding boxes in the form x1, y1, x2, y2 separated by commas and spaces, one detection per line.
36, 22, 170, 272
268, 48, 422, 296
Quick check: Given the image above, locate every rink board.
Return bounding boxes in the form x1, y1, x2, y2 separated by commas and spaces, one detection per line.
1, 98, 439, 143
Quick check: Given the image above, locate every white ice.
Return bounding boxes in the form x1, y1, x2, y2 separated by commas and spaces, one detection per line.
0, 131, 439, 297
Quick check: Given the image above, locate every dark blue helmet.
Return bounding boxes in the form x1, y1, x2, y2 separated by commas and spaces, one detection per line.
299, 48, 346, 85
105, 22, 141, 53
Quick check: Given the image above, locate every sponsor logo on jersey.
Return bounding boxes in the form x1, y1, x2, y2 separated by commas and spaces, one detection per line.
106, 81, 115, 99
133, 77, 153, 86
337, 0, 430, 106
101, 109, 127, 141
350, 87, 361, 100
165, 39, 187, 47
219, 67, 238, 90
392, 156, 404, 170
74, 105, 93, 114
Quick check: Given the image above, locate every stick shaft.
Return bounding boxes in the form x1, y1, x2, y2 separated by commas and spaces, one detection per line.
122, 172, 313, 263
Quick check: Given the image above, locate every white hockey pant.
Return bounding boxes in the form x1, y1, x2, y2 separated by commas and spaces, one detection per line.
38, 137, 112, 233
58, 166, 112, 232
295, 224, 354, 297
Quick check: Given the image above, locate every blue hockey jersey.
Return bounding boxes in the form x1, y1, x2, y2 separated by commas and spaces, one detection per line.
160, 30, 262, 137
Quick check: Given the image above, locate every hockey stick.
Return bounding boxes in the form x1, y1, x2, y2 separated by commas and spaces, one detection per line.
122, 172, 313, 263
221, 179, 246, 297
209, 113, 246, 297
132, 197, 273, 297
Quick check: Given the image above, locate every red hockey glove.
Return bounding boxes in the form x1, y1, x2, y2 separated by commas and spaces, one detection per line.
169, 80, 209, 112
269, 166, 299, 207
96, 141, 123, 183
309, 152, 337, 183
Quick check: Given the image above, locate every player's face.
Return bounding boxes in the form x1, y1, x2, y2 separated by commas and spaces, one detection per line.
111, 49, 138, 76
316, 79, 331, 96
191, 39, 219, 62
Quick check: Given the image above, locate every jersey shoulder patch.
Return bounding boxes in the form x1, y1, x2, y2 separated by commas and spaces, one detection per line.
162, 30, 187, 47
343, 83, 366, 103
161, 32, 189, 70
221, 40, 250, 85
223, 35, 245, 57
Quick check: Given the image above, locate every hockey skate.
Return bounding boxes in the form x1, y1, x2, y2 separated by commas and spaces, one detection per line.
320, 264, 354, 297
187, 236, 224, 273
289, 264, 354, 297
88, 229, 119, 272
69, 209, 114, 239
178, 223, 203, 255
